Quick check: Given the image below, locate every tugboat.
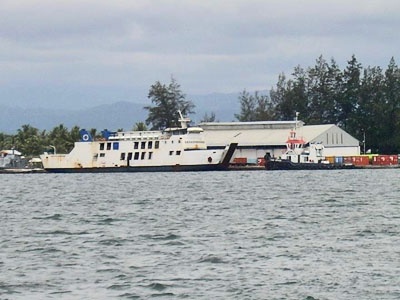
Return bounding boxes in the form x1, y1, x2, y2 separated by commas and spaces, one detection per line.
40, 111, 237, 173
264, 120, 354, 170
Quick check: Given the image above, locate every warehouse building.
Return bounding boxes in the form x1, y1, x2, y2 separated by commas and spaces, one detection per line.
199, 120, 360, 163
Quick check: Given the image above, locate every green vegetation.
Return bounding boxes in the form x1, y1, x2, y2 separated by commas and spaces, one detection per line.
144, 77, 195, 130
1, 55, 400, 156
235, 55, 400, 154
0, 124, 87, 157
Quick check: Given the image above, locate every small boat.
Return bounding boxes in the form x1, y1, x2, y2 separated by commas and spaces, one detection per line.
0, 149, 44, 174
0, 149, 27, 173
0, 149, 45, 173
264, 127, 354, 170
40, 112, 237, 173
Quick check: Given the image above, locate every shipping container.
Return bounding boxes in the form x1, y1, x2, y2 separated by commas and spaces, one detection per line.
372, 156, 380, 165
325, 156, 335, 164
334, 156, 344, 165
343, 156, 353, 165
372, 155, 398, 165
389, 155, 399, 165
232, 157, 247, 165
351, 156, 370, 166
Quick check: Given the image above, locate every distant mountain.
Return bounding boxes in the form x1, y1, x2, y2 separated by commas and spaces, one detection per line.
0, 102, 147, 133
189, 92, 240, 122
0, 92, 241, 133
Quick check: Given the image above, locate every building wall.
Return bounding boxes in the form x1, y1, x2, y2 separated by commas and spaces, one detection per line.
313, 126, 359, 149
323, 146, 360, 157
233, 148, 278, 160
310, 125, 360, 156
232, 146, 294, 163
201, 122, 361, 162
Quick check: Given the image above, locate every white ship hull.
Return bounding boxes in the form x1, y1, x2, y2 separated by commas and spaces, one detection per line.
40, 116, 237, 173
40, 142, 236, 173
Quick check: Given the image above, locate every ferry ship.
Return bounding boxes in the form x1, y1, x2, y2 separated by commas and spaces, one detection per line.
40, 112, 237, 173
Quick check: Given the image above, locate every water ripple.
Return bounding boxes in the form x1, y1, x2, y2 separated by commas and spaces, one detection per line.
1, 170, 399, 299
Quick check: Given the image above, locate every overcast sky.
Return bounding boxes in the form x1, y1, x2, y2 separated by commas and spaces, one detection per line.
1, 0, 399, 109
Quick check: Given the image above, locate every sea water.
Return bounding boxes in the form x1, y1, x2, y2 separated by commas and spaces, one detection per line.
1, 169, 399, 299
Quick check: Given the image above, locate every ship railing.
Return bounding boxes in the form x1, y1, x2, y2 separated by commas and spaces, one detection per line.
108, 131, 161, 140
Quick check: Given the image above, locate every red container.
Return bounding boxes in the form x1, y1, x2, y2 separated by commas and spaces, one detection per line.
351, 156, 370, 166
388, 155, 399, 165
342, 156, 370, 166
372, 156, 383, 165
343, 156, 353, 165
232, 157, 247, 165
372, 155, 398, 165
257, 157, 266, 166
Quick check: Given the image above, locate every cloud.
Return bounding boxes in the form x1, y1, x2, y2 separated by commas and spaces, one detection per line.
1, 0, 400, 108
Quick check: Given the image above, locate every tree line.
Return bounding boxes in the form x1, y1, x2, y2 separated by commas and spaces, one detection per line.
1, 55, 399, 156
235, 55, 400, 154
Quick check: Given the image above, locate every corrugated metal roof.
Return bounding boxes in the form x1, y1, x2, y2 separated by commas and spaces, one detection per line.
200, 120, 304, 130
202, 128, 292, 146
201, 123, 359, 147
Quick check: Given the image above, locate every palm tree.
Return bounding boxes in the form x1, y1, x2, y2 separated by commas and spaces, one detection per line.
133, 122, 148, 131
48, 124, 71, 154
